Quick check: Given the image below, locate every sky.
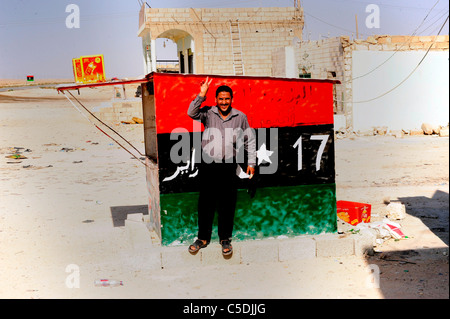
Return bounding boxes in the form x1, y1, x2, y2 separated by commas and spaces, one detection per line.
0, 0, 448, 79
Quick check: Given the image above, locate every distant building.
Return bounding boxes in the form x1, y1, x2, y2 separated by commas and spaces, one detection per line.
137, 5, 303, 76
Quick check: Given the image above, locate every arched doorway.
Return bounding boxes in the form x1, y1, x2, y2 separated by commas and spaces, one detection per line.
157, 29, 195, 74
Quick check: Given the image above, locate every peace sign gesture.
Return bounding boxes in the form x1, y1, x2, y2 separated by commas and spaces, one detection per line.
199, 76, 213, 97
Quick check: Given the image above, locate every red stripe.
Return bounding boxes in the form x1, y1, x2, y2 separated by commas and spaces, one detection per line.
152, 73, 336, 134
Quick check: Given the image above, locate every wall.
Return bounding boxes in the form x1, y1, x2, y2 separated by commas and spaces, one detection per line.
138, 7, 304, 76
352, 50, 449, 131
272, 46, 297, 78
344, 35, 449, 131
293, 37, 346, 114
272, 35, 449, 130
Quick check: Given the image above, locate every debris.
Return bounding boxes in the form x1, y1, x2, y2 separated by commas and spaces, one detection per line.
440, 126, 449, 137
121, 117, 144, 125
355, 218, 407, 241
121, 120, 136, 124
94, 279, 123, 287
72, 160, 83, 164
421, 123, 434, 135
386, 202, 407, 220
410, 129, 424, 136
383, 219, 407, 239
132, 117, 144, 124
336, 200, 371, 226
82, 219, 94, 223
389, 130, 403, 138
60, 147, 74, 152
373, 126, 388, 136
5, 154, 27, 159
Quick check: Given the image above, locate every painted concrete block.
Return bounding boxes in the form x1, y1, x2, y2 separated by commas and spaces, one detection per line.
278, 237, 316, 261
124, 219, 161, 270
201, 243, 241, 266
240, 239, 279, 264
314, 234, 354, 257
160, 245, 201, 269
353, 232, 375, 257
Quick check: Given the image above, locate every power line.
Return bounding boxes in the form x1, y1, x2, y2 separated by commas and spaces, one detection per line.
338, 15, 448, 104
341, 0, 442, 83
417, 9, 449, 35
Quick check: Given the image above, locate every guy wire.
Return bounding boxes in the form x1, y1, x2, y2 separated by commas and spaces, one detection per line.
61, 91, 150, 169
66, 90, 145, 157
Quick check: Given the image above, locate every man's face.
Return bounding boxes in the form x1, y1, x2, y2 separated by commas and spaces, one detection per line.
215, 91, 232, 114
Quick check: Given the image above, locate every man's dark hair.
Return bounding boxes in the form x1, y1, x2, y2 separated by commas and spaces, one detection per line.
216, 85, 233, 98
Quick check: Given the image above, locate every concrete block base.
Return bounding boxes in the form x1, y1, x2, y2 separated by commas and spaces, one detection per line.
278, 237, 316, 261
314, 234, 355, 257
123, 219, 375, 269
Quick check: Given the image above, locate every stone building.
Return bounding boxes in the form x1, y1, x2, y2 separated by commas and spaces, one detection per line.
137, 5, 304, 76
273, 35, 449, 131
136, 5, 449, 132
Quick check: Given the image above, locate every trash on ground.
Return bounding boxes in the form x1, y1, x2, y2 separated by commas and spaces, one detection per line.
94, 279, 123, 287
337, 200, 371, 226
386, 202, 407, 220
121, 117, 144, 125
355, 218, 408, 241
5, 154, 28, 159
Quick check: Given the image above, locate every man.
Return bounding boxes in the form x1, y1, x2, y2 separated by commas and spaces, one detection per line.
187, 77, 256, 256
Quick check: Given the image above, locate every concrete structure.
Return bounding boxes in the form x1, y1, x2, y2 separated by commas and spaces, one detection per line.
137, 5, 303, 76
127, 212, 376, 269
273, 35, 449, 132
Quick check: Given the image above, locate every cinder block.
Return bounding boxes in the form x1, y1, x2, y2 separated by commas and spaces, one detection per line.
240, 239, 278, 264
124, 220, 161, 270
314, 233, 354, 257
160, 245, 202, 269
201, 243, 241, 266
278, 237, 316, 261
353, 232, 375, 257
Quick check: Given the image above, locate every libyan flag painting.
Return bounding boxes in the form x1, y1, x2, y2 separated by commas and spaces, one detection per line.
142, 72, 339, 246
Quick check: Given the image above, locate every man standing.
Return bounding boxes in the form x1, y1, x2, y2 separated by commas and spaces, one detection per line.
187, 77, 256, 256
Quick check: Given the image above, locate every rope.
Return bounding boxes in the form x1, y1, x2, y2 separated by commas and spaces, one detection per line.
66, 90, 145, 157
61, 92, 150, 169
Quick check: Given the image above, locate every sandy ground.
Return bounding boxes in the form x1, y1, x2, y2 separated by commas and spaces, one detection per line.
0, 84, 448, 300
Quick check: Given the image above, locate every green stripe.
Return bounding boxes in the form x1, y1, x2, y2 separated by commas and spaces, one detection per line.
160, 184, 337, 246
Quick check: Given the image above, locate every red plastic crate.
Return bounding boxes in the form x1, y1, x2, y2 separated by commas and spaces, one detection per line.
336, 200, 371, 226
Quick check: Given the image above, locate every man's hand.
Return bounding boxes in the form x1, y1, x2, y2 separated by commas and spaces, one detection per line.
199, 76, 213, 97
246, 166, 255, 179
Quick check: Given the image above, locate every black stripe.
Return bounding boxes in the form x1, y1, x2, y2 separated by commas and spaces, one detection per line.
157, 124, 335, 194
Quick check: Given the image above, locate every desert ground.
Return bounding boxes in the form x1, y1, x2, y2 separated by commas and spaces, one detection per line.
0, 82, 448, 300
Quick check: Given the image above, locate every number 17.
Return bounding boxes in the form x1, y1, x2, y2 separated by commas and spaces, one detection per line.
293, 135, 329, 171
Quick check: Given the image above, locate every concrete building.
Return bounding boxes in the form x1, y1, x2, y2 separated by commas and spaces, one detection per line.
137, 5, 449, 132
273, 35, 449, 132
137, 5, 303, 76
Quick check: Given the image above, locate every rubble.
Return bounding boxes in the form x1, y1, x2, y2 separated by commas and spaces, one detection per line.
386, 202, 407, 220
440, 126, 449, 137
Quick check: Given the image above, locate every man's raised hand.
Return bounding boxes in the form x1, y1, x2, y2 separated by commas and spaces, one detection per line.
199, 76, 213, 97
